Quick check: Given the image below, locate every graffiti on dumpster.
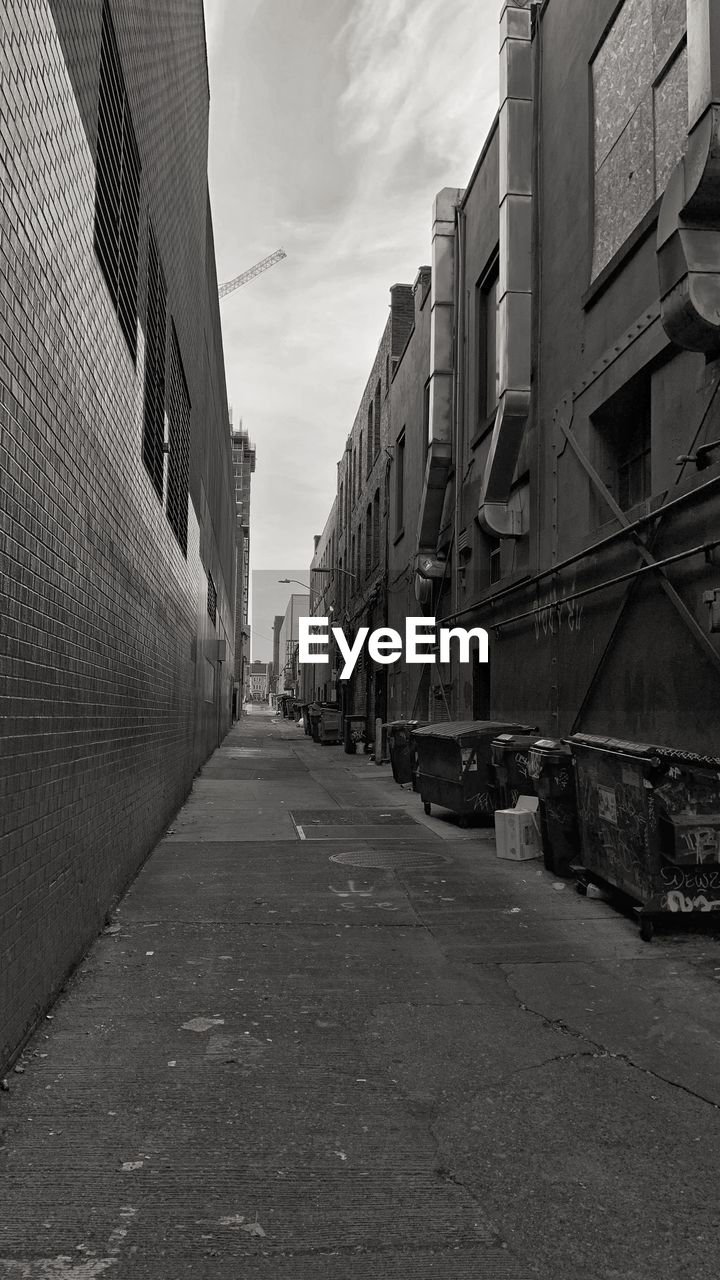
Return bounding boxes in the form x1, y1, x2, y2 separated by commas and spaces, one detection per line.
576, 767, 652, 898
678, 827, 720, 863
663, 890, 720, 913
533, 593, 584, 642
661, 867, 720, 894
472, 790, 495, 815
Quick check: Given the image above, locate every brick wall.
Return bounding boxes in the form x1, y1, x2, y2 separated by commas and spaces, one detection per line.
0, 1, 235, 1070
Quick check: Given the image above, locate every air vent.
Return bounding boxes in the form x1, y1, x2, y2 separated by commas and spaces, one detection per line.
93, 1, 141, 360
207, 571, 217, 625
142, 223, 167, 498
166, 325, 191, 555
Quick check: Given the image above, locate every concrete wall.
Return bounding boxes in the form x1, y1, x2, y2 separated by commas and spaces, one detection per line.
0, 0, 235, 1070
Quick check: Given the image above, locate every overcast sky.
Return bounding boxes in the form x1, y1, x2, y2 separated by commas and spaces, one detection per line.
204, 0, 500, 659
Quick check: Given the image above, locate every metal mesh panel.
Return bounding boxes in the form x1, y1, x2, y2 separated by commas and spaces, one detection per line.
142, 222, 167, 498
166, 325, 191, 555
93, 1, 140, 361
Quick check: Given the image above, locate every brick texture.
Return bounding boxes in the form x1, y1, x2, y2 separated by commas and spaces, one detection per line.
0, 1, 235, 1070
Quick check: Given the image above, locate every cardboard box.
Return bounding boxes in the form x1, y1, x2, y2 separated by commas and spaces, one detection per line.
495, 795, 541, 861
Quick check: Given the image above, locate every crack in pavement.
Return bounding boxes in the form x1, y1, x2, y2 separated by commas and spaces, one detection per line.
500, 966, 720, 1111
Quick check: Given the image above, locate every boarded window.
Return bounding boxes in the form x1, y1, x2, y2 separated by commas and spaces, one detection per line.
142, 223, 167, 498
166, 325, 191, 554
591, 0, 686, 278
93, 1, 141, 359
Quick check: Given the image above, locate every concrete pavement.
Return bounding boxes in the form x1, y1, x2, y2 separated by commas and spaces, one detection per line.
1, 706, 720, 1278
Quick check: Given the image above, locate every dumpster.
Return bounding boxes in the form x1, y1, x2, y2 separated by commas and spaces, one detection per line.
319, 706, 341, 744
343, 713, 367, 754
412, 721, 537, 822
527, 738, 580, 877
491, 733, 540, 810
569, 734, 720, 939
384, 720, 426, 787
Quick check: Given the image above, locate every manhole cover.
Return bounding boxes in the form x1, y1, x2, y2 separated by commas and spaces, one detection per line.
330, 849, 451, 869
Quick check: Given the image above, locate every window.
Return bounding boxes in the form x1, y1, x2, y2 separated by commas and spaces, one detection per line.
365, 502, 372, 577
372, 488, 380, 566
367, 404, 373, 476
142, 222, 167, 499
591, 0, 687, 278
489, 536, 502, 585
592, 369, 652, 516
395, 431, 405, 537
476, 261, 499, 425
93, 0, 141, 360
166, 325, 191, 554
373, 381, 381, 456
356, 524, 362, 580
423, 380, 431, 458
207, 572, 217, 626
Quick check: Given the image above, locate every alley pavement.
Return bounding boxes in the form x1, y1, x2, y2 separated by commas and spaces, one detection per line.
2, 708, 720, 1278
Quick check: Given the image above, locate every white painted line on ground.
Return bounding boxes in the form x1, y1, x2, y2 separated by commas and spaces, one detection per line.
297, 825, 306, 840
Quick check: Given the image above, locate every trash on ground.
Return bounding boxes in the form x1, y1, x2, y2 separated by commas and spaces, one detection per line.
182, 1016, 225, 1033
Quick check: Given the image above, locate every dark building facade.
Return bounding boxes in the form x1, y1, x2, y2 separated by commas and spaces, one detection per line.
0, 1, 236, 1071
309, 0, 720, 758
230, 420, 256, 714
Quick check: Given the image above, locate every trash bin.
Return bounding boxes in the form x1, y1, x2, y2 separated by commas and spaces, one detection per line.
527, 738, 580, 877
308, 703, 322, 742
569, 734, 720, 940
491, 733, 540, 810
319, 706, 341, 744
343, 713, 367, 755
412, 721, 537, 822
384, 720, 426, 787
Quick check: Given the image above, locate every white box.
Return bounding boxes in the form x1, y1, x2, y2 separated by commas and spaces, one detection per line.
495, 795, 541, 861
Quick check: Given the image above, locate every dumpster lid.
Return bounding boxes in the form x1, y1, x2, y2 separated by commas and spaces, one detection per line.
568, 733, 720, 768
413, 720, 536, 744
492, 732, 541, 748
382, 720, 423, 729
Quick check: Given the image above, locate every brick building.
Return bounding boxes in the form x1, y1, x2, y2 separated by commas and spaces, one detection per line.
310, 0, 720, 756
333, 286, 414, 730
0, 1, 236, 1071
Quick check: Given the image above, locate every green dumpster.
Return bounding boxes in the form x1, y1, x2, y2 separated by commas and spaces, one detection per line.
569, 734, 720, 940
412, 721, 537, 822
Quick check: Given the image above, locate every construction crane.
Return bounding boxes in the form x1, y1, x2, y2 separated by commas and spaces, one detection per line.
218, 249, 287, 299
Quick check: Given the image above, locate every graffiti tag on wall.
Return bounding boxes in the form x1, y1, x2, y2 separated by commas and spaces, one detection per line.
533, 594, 584, 642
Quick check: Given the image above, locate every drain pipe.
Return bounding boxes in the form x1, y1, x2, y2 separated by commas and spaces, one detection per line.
478, 0, 535, 537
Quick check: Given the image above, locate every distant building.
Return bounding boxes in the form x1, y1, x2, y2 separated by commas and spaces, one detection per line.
231, 420, 256, 716
278, 593, 310, 697
247, 660, 271, 702
0, 1, 236, 1071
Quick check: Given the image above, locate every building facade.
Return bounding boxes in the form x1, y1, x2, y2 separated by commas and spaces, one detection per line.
230, 419, 256, 715
333, 286, 415, 730
277, 593, 310, 697
0, 0, 236, 1071
309, 0, 720, 756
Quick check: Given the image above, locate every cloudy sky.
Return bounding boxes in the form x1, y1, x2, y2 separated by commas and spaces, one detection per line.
204, 0, 500, 658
